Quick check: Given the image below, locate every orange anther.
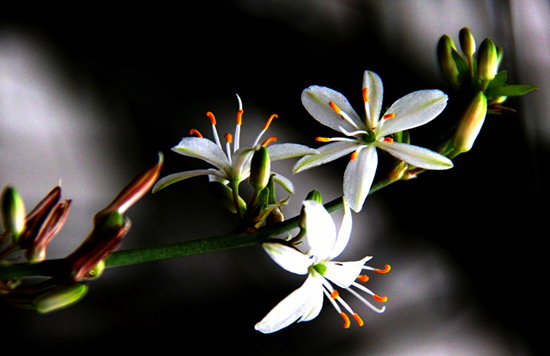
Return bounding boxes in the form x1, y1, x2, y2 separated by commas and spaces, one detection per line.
261, 136, 277, 147
357, 275, 369, 283
362, 87, 369, 103
351, 151, 359, 161
383, 113, 395, 120
383, 137, 394, 143
189, 129, 203, 138
374, 294, 388, 303
315, 137, 331, 142
224, 133, 232, 144
206, 112, 216, 125
264, 114, 277, 130
340, 312, 351, 329
375, 264, 391, 274
329, 101, 341, 114
330, 290, 339, 300
237, 109, 244, 125
352, 313, 364, 327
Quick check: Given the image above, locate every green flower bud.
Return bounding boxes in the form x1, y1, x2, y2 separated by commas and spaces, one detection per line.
478, 38, 498, 82
249, 147, 271, 192
496, 46, 503, 69
305, 189, 322, 204
452, 91, 488, 153
34, 283, 89, 313
208, 181, 247, 214
1, 185, 26, 240
437, 34, 460, 85
82, 260, 105, 280
459, 27, 476, 58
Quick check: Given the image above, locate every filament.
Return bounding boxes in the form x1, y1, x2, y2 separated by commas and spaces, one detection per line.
189, 129, 203, 138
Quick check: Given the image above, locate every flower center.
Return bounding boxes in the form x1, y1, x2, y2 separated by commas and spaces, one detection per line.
312, 263, 327, 276
361, 131, 377, 144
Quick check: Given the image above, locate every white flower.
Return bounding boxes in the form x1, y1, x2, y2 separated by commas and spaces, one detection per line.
255, 199, 390, 334
294, 71, 453, 212
152, 95, 318, 195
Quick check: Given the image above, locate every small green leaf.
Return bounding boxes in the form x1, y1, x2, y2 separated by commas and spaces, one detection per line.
485, 70, 508, 98
491, 84, 538, 97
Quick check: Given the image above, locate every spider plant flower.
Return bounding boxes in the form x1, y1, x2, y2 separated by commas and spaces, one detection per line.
294, 70, 453, 212
255, 199, 390, 334
152, 95, 318, 197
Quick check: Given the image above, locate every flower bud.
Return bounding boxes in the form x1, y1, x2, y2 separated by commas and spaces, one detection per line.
459, 27, 476, 58
496, 46, 503, 69
452, 91, 488, 153
305, 189, 322, 204
249, 147, 271, 192
478, 38, 498, 81
437, 35, 460, 85
1, 185, 26, 240
208, 181, 247, 214
34, 283, 89, 313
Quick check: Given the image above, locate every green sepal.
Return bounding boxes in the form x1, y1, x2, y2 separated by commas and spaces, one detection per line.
208, 181, 247, 214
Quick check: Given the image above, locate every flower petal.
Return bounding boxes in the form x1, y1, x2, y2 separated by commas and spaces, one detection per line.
293, 141, 360, 174
271, 172, 295, 194
302, 86, 365, 133
324, 256, 373, 288
377, 90, 448, 137
172, 137, 230, 171
363, 70, 384, 130
343, 145, 378, 213
267, 143, 319, 161
152, 169, 226, 193
327, 200, 352, 260
303, 200, 337, 261
376, 141, 453, 170
262, 243, 311, 275
254, 274, 323, 334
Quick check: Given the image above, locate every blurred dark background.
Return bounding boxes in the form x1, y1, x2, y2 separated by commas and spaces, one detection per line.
0, 1, 546, 355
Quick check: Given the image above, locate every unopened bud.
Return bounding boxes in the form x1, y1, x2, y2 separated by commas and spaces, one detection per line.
496, 46, 503, 69
35, 283, 89, 313
459, 27, 476, 58
478, 38, 498, 81
452, 91, 488, 153
437, 35, 460, 85
208, 181, 247, 214
82, 260, 105, 280
249, 147, 271, 192
305, 189, 322, 204
1, 185, 26, 240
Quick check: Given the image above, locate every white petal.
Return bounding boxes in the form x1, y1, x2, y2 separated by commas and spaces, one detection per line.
303, 200, 337, 261
267, 143, 319, 161
152, 169, 226, 193
377, 90, 448, 137
271, 172, 295, 194
293, 141, 361, 174
262, 243, 311, 275
301, 86, 365, 133
254, 275, 323, 334
376, 141, 453, 170
172, 137, 230, 171
324, 256, 373, 288
327, 200, 352, 260
343, 145, 378, 212
363, 70, 384, 130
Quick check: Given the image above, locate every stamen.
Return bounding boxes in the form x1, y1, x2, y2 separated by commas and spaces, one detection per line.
264, 114, 277, 130
383, 113, 395, 120
189, 129, 203, 138
375, 265, 391, 274
383, 137, 394, 143
374, 294, 388, 303
351, 151, 359, 161
329, 101, 341, 114
330, 290, 340, 299
224, 133, 232, 144
316, 137, 331, 142
357, 275, 369, 283
206, 112, 216, 125
362, 88, 369, 103
338, 126, 368, 137
346, 287, 386, 314
234, 110, 243, 152
236, 109, 244, 126
352, 313, 364, 327
261, 136, 277, 147
340, 312, 351, 329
